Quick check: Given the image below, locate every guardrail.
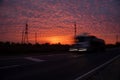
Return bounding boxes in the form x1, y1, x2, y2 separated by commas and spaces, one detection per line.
75, 54, 120, 80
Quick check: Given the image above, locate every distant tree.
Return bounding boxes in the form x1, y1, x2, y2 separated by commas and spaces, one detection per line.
116, 42, 120, 46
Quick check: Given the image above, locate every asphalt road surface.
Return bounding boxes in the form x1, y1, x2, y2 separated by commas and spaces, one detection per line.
0, 48, 120, 80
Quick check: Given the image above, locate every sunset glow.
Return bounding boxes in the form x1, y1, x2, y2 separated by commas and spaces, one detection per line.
48, 36, 64, 44
45, 36, 74, 44
0, 0, 120, 44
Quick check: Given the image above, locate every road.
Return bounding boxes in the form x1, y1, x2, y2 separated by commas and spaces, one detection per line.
0, 48, 120, 80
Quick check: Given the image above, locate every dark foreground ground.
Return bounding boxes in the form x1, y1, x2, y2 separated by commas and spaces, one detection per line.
0, 47, 120, 80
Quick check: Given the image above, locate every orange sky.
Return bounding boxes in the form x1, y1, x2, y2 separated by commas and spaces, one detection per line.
0, 0, 120, 44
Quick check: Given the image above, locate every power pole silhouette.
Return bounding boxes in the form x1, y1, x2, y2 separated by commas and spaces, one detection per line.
22, 22, 29, 44
116, 34, 118, 43
74, 22, 77, 38
35, 32, 37, 44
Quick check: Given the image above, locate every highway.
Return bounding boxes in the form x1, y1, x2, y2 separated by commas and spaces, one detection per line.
0, 48, 120, 80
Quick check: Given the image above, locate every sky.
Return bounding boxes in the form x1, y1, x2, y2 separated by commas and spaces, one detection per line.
0, 0, 120, 44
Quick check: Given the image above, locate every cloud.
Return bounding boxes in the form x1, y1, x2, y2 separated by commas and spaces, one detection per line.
0, 0, 3, 4
0, 0, 120, 43
113, 0, 120, 5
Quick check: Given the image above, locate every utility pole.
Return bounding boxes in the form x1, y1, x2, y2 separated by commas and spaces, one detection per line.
74, 22, 77, 38
22, 21, 29, 44
21, 30, 24, 44
116, 34, 118, 43
25, 22, 29, 43
35, 32, 37, 44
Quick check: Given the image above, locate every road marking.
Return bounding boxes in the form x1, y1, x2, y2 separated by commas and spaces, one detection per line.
74, 54, 120, 80
0, 65, 21, 69
24, 57, 45, 62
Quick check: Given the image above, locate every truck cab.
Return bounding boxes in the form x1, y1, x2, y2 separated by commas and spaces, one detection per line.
69, 35, 106, 53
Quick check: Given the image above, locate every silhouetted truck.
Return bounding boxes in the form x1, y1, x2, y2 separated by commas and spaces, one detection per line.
69, 35, 106, 52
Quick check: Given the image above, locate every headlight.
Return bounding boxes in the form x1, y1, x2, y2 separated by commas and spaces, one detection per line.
78, 48, 87, 51
69, 48, 87, 52
69, 48, 78, 51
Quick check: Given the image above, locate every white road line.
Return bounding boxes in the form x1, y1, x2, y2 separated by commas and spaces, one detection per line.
0, 65, 21, 69
74, 54, 120, 80
24, 57, 45, 62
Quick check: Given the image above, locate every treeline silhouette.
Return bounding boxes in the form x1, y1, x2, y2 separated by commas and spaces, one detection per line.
0, 41, 120, 55
107, 42, 120, 48
0, 41, 70, 55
